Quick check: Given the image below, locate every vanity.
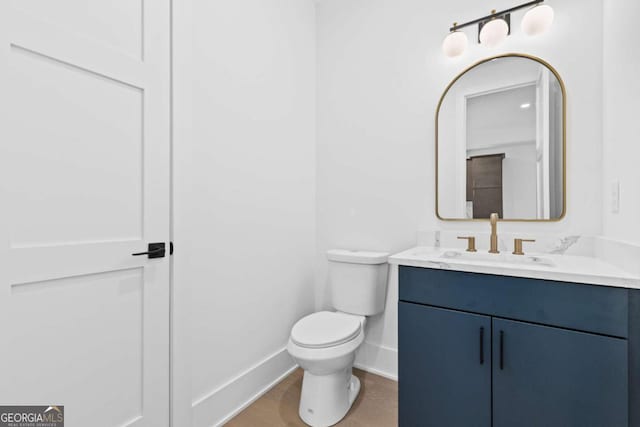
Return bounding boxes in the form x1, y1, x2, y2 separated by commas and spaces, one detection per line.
393, 256, 640, 427
392, 244, 640, 426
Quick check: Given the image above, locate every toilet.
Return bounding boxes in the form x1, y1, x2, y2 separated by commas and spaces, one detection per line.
287, 249, 389, 427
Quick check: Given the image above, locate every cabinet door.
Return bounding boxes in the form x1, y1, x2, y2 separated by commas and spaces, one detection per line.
493, 318, 628, 427
399, 302, 491, 427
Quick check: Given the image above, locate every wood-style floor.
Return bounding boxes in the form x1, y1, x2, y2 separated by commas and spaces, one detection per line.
225, 368, 398, 426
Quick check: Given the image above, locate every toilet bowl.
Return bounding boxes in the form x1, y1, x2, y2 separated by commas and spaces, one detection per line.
287, 311, 366, 426
287, 250, 389, 427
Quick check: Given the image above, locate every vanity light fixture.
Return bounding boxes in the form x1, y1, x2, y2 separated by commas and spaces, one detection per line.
442, 0, 554, 57
479, 11, 510, 48
521, 3, 555, 36
442, 23, 469, 58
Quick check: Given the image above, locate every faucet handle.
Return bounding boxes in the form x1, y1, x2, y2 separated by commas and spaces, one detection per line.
457, 236, 477, 252
513, 238, 536, 256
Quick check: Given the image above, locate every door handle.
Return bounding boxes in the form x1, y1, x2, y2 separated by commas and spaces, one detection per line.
500, 330, 505, 370
132, 242, 166, 259
479, 327, 484, 365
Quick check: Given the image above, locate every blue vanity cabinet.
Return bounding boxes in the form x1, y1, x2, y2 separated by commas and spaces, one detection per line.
399, 302, 491, 427
398, 266, 635, 427
492, 318, 628, 427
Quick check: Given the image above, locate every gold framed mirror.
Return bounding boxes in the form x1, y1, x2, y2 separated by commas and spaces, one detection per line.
436, 53, 566, 222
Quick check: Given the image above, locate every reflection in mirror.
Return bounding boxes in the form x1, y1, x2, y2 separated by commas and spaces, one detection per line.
437, 55, 565, 221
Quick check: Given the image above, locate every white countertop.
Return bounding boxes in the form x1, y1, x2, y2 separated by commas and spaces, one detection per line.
389, 246, 640, 289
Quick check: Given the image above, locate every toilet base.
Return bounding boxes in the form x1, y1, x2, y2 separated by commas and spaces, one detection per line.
298, 368, 361, 427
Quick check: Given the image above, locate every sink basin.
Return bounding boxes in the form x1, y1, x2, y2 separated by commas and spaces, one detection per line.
409, 247, 443, 257
441, 250, 556, 268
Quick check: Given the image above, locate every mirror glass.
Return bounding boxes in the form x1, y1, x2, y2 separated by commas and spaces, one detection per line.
437, 55, 565, 221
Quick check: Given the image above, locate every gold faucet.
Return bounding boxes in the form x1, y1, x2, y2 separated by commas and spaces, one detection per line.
513, 238, 536, 255
457, 236, 477, 252
489, 213, 499, 254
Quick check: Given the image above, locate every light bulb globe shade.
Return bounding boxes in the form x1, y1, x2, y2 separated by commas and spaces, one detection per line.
479, 18, 509, 48
442, 31, 468, 58
521, 4, 554, 36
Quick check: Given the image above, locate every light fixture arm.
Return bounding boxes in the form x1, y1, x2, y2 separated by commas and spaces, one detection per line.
448, 0, 544, 32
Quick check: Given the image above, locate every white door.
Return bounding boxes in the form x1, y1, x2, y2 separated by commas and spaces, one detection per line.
0, 1, 171, 427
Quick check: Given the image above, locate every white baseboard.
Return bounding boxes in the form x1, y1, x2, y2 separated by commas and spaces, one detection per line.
191, 342, 395, 427
192, 347, 297, 427
354, 341, 398, 381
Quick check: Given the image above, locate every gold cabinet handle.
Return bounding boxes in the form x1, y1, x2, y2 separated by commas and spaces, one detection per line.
457, 236, 477, 252
513, 239, 536, 255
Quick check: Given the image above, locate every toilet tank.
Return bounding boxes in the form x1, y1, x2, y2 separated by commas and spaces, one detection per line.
327, 249, 390, 316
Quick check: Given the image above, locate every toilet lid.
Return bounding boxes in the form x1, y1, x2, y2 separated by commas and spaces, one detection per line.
291, 311, 362, 349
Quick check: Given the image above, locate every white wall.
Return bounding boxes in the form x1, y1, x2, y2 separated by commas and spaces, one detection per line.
316, 0, 604, 378
603, 0, 640, 245
173, 0, 317, 425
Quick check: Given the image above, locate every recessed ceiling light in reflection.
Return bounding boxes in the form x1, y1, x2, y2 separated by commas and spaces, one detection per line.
520, 103, 532, 109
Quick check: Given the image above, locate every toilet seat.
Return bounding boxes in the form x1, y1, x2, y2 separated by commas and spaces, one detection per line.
291, 311, 363, 349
